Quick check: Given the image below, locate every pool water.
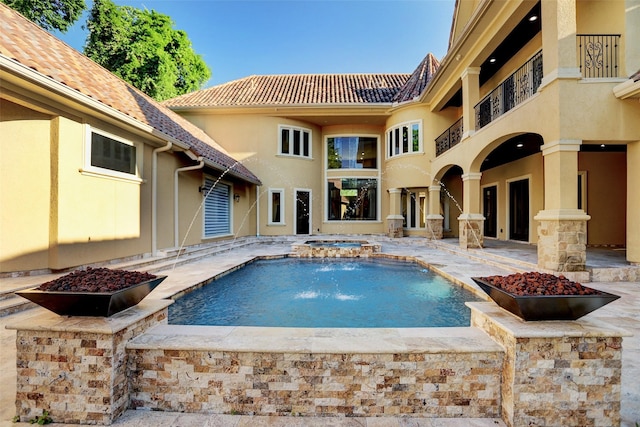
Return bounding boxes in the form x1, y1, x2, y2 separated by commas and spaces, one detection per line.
168, 258, 482, 327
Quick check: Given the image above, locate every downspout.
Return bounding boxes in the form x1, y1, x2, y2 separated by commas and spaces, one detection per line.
174, 158, 204, 248
256, 185, 260, 237
152, 142, 172, 256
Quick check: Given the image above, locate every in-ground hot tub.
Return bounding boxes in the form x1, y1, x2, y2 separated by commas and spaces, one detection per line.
291, 239, 381, 257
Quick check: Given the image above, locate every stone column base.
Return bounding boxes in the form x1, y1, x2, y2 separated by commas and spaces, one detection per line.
534, 210, 590, 272
458, 215, 484, 249
425, 215, 443, 240
386, 215, 404, 238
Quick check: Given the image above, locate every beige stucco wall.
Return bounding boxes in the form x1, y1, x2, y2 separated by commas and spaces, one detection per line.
0, 93, 217, 272
181, 113, 395, 236
182, 113, 324, 236
0, 100, 52, 271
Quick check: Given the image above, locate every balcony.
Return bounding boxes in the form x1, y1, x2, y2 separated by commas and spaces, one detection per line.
435, 117, 463, 156
577, 34, 620, 78
475, 51, 543, 130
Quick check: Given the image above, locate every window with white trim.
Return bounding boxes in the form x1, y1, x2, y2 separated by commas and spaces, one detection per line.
268, 188, 285, 225
279, 125, 311, 158
202, 177, 231, 237
84, 126, 142, 181
386, 121, 422, 158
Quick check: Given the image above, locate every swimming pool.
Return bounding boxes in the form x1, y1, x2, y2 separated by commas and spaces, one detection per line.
169, 257, 481, 327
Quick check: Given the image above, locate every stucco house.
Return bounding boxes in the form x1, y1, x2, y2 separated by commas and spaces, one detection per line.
2, 0, 640, 277
165, 0, 640, 273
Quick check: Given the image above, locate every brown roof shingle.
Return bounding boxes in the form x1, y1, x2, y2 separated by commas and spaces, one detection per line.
0, 4, 260, 185
163, 73, 412, 108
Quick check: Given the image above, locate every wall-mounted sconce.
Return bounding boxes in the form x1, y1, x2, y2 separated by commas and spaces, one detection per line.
234, 193, 240, 203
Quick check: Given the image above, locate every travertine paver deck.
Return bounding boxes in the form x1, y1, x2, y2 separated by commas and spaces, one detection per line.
1, 237, 638, 426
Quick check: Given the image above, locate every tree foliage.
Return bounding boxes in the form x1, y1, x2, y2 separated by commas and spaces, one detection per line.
2, 0, 86, 32
84, 0, 211, 101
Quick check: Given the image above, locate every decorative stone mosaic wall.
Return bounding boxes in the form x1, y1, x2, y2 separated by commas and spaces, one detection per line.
469, 302, 624, 427
127, 349, 503, 417
12, 302, 169, 425
537, 218, 588, 272
426, 218, 444, 240
459, 219, 484, 249
291, 241, 381, 258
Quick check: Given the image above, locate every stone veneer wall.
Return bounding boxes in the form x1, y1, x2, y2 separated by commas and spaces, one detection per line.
11, 300, 171, 425
291, 241, 381, 258
468, 302, 625, 427
458, 219, 484, 249
127, 348, 503, 417
537, 219, 588, 272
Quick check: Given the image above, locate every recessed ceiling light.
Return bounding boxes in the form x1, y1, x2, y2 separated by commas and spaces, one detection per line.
600, 144, 606, 148
516, 143, 524, 148
489, 58, 497, 63
528, 15, 538, 22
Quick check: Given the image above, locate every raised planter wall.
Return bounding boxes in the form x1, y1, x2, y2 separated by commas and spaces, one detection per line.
468, 302, 627, 427
9, 300, 627, 426
9, 300, 171, 425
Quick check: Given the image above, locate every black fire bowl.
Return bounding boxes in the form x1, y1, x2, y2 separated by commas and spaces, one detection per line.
471, 277, 620, 321
16, 276, 166, 317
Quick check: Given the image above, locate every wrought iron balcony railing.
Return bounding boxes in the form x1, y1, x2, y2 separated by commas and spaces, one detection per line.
435, 117, 463, 156
475, 50, 543, 130
577, 34, 620, 78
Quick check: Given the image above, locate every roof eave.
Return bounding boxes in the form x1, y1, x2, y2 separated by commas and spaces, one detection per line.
167, 103, 395, 118
1, 54, 192, 151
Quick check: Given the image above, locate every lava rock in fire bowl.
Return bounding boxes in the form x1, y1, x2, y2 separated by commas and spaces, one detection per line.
471, 272, 620, 321
16, 267, 166, 317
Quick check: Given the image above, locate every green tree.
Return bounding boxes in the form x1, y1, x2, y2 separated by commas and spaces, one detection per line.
85, 0, 211, 101
2, 0, 85, 32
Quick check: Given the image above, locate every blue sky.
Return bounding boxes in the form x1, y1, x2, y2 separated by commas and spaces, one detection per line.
55, 0, 456, 88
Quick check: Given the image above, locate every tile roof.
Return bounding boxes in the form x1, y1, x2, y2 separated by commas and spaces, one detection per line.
392, 53, 440, 103
0, 4, 260, 185
163, 73, 412, 108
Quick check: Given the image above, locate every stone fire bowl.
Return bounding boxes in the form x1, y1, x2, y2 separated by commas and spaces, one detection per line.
16, 276, 166, 317
471, 277, 620, 321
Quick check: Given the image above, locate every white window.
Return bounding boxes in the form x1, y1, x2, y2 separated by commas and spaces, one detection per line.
327, 178, 377, 221
268, 188, 285, 225
386, 121, 422, 159
327, 136, 377, 169
279, 125, 311, 158
202, 177, 231, 237
83, 126, 142, 182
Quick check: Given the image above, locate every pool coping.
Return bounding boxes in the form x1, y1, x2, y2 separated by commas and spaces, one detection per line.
127, 323, 504, 354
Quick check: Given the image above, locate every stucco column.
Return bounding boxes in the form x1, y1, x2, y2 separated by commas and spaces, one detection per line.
426, 185, 444, 239
540, 0, 581, 88
534, 140, 590, 272
386, 188, 404, 238
626, 0, 640, 75
458, 173, 484, 249
628, 140, 640, 264
461, 67, 480, 139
